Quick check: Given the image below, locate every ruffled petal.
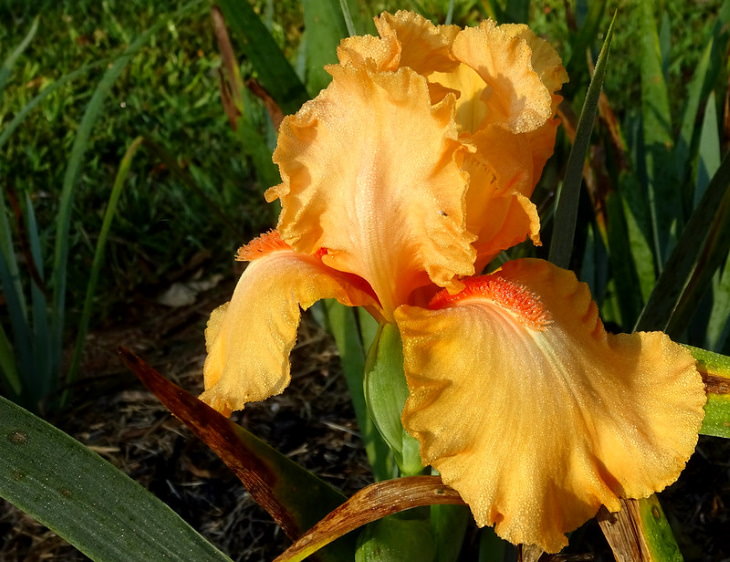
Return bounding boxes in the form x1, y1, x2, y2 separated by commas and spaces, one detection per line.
268, 64, 476, 317
448, 21, 567, 133
395, 259, 705, 552
462, 124, 554, 264
201, 234, 376, 415
373, 10, 460, 75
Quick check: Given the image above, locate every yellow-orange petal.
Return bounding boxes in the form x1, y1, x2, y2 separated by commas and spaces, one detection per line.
462, 124, 555, 263
201, 247, 376, 415
267, 63, 476, 317
373, 11, 459, 75
336, 34, 401, 72
395, 259, 705, 552
449, 21, 567, 133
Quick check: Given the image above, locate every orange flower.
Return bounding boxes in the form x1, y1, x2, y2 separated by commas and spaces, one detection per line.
201, 13, 705, 553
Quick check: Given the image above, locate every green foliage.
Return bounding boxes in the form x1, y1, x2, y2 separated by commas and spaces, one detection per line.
0, 395, 232, 561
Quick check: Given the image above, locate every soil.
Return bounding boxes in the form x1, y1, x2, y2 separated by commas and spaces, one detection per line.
1, 278, 729, 561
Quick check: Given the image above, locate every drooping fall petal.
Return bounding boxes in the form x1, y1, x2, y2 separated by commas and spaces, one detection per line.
201, 233, 377, 415
395, 259, 705, 552
267, 64, 476, 317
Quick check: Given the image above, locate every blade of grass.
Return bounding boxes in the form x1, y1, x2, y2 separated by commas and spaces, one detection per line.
217, 0, 309, 115
62, 137, 145, 401
635, 152, 730, 334
445, 0, 456, 25
549, 13, 616, 268
0, 16, 38, 93
0, 395, 232, 561
338, 0, 357, 36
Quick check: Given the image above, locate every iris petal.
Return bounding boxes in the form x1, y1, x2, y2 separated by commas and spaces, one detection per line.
268, 63, 476, 317
201, 237, 376, 415
395, 259, 705, 552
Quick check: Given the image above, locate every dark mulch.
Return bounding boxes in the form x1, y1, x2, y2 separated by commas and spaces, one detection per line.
1, 278, 729, 561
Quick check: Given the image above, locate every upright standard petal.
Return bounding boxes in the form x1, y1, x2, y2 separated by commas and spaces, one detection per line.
447, 21, 567, 133
395, 259, 705, 552
201, 232, 376, 415
268, 64, 476, 317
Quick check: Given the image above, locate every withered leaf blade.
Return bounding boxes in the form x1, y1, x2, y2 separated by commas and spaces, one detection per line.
274, 475, 465, 562
119, 347, 351, 559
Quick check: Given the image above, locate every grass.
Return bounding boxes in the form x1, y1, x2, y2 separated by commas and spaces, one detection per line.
0, 0, 269, 326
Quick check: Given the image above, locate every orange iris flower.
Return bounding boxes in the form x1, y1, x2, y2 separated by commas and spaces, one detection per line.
201, 12, 706, 552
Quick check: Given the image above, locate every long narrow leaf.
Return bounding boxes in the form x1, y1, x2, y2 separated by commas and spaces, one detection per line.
63, 137, 145, 401
24, 192, 54, 405
549, 13, 616, 268
216, 0, 309, 115
635, 152, 730, 333
119, 348, 353, 561
325, 301, 394, 481
303, 0, 348, 94
598, 497, 682, 562
275, 476, 464, 562
0, 395, 232, 561
640, 0, 677, 268
51, 28, 154, 360
689, 345, 730, 438
0, 17, 38, 92
0, 325, 21, 395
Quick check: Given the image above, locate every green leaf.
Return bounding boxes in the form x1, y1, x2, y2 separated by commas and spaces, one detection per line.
686, 345, 730, 438
598, 497, 682, 562
0, 16, 38, 93
63, 137, 145, 403
674, 37, 718, 196
364, 324, 422, 476
0, 325, 21, 396
640, 0, 677, 268
635, 152, 730, 335
430, 504, 470, 562
706, 257, 730, 351
302, 0, 347, 94
637, 496, 683, 561
549, 13, 616, 268
324, 301, 394, 481
120, 349, 352, 561
605, 191, 643, 328
695, 92, 721, 207
356, 516, 435, 562
0, 395, 232, 561
217, 0, 309, 115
